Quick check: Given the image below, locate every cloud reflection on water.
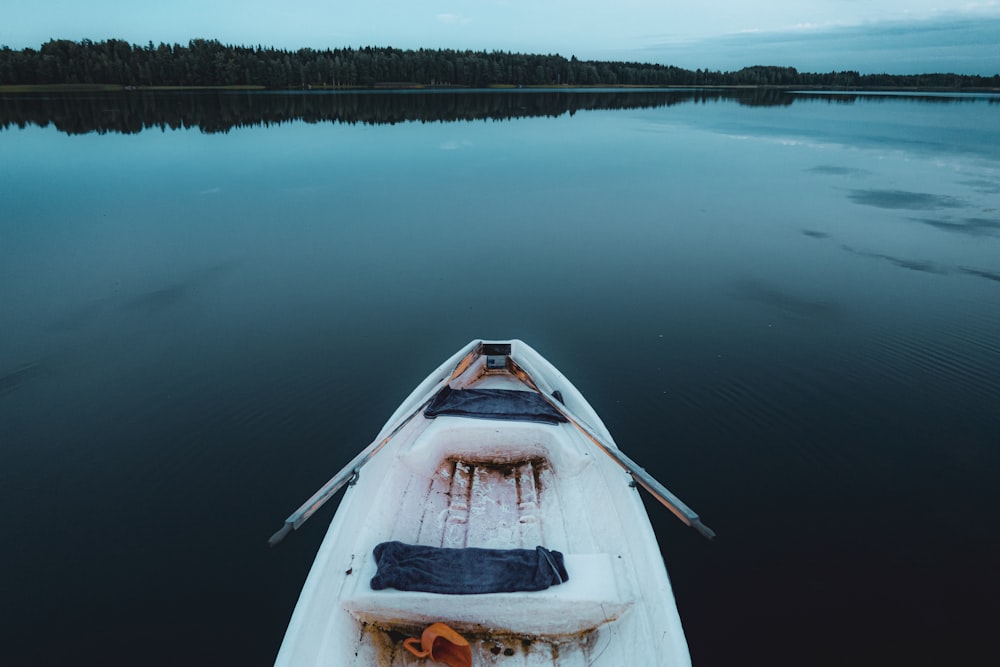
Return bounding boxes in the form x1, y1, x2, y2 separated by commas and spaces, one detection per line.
911, 216, 1000, 237
846, 189, 968, 210
958, 266, 1000, 283
957, 178, 1000, 194
731, 279, 841, 320
840, 245, 950, 275
801, 228, 1000, 287
806, 165, 872, 177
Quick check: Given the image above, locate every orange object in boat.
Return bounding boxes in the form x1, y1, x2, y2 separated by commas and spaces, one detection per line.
402, 622, 472, 667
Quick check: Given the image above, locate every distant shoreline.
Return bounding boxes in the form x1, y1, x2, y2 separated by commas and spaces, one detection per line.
2, 83, 998, 94
3, 41, 998, 92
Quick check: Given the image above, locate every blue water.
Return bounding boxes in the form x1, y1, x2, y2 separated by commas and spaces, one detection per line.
1, 91, 998, 666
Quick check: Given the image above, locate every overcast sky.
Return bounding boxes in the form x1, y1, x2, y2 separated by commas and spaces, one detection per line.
3, 1, 999, 75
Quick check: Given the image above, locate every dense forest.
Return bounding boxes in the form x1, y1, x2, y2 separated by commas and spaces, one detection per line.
2, 39, 998, 90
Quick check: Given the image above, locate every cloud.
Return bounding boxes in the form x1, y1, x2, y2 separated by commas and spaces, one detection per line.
640, 14, 1000, 75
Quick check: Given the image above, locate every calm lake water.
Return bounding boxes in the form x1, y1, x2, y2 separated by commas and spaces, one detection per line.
1, 89, 999, 666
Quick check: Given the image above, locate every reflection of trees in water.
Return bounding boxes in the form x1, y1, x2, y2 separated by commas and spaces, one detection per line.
791, 92, 996, 106
0, 89, 796, 135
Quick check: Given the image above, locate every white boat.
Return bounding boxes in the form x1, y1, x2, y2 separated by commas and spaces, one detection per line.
271, 339, 712, 666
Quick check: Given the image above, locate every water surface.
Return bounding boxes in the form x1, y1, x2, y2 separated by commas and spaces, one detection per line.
1, 90, 998, 666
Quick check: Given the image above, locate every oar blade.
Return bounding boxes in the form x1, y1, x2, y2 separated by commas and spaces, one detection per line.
268, 523, 293, 548
691, 518, 717, 541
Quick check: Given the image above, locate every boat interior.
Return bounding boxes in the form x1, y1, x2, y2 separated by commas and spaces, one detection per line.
278, 342, 689, 666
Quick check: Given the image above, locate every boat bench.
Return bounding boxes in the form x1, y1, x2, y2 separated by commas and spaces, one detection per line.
342, 551, 632, 637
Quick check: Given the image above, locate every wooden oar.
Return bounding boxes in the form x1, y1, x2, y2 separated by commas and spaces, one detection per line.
508, 354, 716, 541
268, 343, 483, 547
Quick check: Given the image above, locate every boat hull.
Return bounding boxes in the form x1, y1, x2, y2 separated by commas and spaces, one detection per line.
275, 340, 691, 666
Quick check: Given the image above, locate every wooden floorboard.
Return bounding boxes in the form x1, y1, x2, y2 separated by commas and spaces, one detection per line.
417, 459, 453, 546
443, 461, 472, 548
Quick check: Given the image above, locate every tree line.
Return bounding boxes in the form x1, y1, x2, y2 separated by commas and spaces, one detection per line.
2, 39, 997, 90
